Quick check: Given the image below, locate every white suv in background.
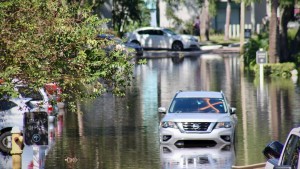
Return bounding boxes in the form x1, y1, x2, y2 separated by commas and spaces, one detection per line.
126, 27, 199, 51
159, 90, 237, 147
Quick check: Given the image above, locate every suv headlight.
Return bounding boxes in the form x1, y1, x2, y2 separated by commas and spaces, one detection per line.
215, 122, 232, 129
160, 121, 178, 129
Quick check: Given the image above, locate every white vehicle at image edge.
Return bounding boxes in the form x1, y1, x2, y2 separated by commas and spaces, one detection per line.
263, 127, 300, 169
158, 90, 237, 147
15, 85, 57, 122
0, 98, 31, 153
126, 27, 199, 51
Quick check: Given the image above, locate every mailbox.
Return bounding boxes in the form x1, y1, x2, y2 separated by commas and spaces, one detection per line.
23, 111, 48, 145
256, 50, 267, 64
245, 29, 252, 39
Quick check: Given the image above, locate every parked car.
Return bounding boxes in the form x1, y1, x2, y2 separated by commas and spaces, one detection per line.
15, 85, 56, 115
96, 34, 143, 57
158, 90, 237, 147
0, 97, 32, 153
126, 27, 200, 51
263, 127, 300, 169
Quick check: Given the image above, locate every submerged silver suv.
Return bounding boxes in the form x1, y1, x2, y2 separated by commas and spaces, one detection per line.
159, 90, 237, 147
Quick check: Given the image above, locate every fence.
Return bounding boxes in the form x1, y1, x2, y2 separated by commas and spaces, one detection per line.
228, 24, 262, 38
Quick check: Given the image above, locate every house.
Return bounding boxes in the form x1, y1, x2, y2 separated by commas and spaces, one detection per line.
159, 0, 268, 36
97, 0, 269, 37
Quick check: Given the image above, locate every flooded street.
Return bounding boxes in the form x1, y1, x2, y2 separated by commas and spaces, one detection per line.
23, 53, 300, 168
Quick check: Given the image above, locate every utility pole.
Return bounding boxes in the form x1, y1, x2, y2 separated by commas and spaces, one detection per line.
240, 0, 245, 53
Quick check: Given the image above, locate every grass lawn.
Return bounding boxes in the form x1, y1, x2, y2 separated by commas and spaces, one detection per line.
205, 34, 240, 46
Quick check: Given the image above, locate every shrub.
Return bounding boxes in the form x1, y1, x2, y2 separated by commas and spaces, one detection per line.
243, 33, 269, 69
254, 62, 296, 78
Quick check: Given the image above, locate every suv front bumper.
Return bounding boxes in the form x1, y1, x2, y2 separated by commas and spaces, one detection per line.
160, 127, 234, 146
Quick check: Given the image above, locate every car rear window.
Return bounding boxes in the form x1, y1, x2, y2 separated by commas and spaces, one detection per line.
169, 98, 227, 113
0, 99, 17, 111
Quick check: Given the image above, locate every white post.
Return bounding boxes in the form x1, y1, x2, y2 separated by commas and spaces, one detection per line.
256, 24, 260, 34
258, 48, 265, 92
233, 24, 236, 38
229, 24, 232, 38
260, 64, 264, 92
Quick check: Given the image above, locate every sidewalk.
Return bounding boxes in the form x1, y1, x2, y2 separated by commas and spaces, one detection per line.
199, 41, 241, 53
141, 43, 240, 58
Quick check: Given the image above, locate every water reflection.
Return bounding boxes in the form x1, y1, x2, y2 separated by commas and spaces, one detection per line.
237, 73, 300, 165
160, 144, 235, 169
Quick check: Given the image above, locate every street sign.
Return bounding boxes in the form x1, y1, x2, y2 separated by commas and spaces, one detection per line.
256, 50, 267, 64
23, 111, 48, 145
245, 29, 252, 39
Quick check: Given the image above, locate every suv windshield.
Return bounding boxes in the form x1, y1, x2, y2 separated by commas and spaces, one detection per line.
169, 98, 227, 113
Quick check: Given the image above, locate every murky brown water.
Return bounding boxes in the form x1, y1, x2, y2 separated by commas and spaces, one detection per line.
46, 53, 300, 169
2, 53, 299, 169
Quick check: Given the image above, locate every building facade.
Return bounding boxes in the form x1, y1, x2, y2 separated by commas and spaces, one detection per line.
159, 0, 268, 34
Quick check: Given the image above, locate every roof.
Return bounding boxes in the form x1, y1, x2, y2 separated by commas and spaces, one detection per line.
134, 26, 165, 32
175, 91, 224, 99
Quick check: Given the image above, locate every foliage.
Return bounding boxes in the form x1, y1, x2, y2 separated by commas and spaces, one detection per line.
293, 53, 300, 67
209, 33, 240, 45
0, 0, 134, 111
164, 0, 184, 27
208, 0, 217, 16
254, 62, 296, 78
163, 0, 217, 36
112, 0, 151, 36
243, 33, 269, 69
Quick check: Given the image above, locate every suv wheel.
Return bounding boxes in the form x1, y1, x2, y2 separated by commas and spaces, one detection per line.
0, 131, 12, 153
172, 41, 183, 51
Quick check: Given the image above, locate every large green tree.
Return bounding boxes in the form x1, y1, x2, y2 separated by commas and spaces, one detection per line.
0, 0, 134, 110
112, 0, 151, 36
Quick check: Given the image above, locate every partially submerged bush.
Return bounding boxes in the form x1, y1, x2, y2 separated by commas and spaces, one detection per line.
254, 62, 296, 78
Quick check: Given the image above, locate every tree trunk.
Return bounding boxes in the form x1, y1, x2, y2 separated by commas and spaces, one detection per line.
224, 0, 232, 41
240, 0, 245, 52
201, 0, 210, 41
280, 5, 293, 62
251, 2, 255, 34
268, 0, 280, 63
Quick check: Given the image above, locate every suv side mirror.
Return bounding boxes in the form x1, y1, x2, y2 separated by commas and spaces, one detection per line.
158, 107, 166, 114
230, 107, 236, 114
263, 141, 284, 160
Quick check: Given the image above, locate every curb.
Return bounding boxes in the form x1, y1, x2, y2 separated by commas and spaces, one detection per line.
232, 163, 266, 169
140, 47, 240, 58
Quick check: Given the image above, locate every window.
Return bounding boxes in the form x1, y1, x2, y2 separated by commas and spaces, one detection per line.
138, 30, 152, 35
0, 100, 17, 111
154, 30, 164, 36
281, 134, 300, 169
169, 98, 226, 113
163, 29, 177, 36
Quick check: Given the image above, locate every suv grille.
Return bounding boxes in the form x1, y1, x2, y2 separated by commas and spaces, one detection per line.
182, 122, 210, 132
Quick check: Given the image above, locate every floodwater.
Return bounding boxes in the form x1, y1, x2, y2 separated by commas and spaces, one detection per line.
3, 53, 300, 169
